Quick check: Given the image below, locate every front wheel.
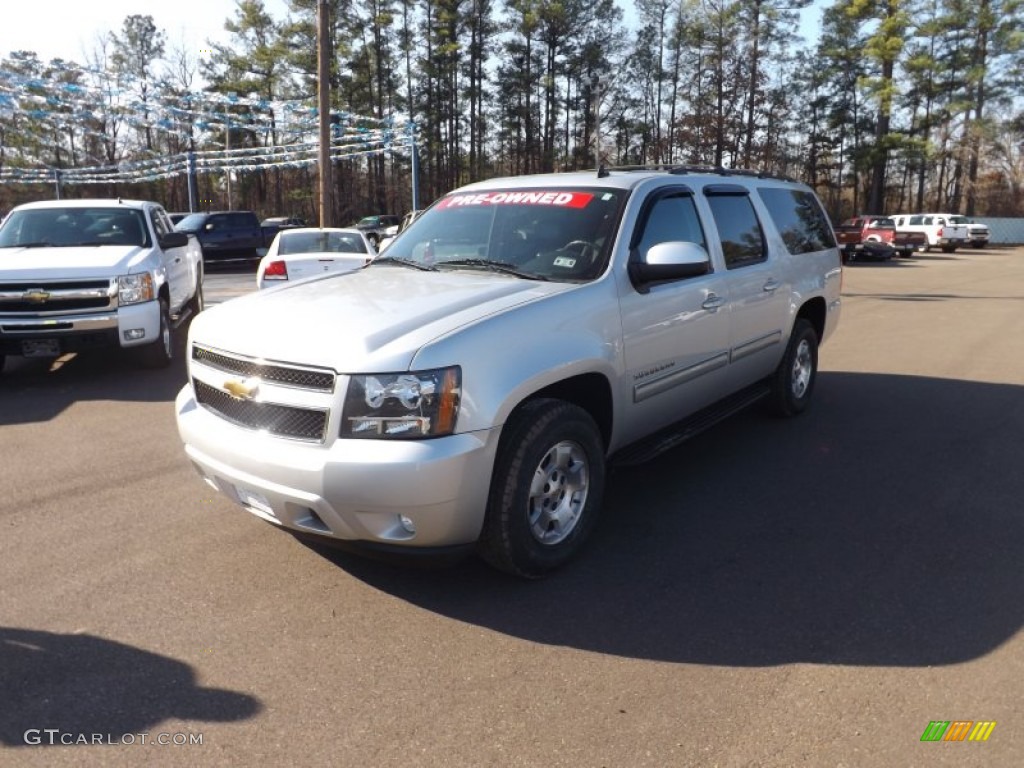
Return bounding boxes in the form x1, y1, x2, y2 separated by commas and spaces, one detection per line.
767, 319, 818, 417
136, 299, 173, 369
478, 399, 605, 578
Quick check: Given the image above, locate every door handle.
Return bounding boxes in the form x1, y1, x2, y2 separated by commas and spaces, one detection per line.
702, 293, 725, 310
763, 279, 781, 292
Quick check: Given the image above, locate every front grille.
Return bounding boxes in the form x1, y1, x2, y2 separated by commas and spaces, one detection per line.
0, 280, 113, 313
192, 345, 336, 392
193, 379, 329, 442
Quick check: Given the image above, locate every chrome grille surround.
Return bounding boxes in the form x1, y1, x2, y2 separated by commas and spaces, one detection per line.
192, 344, 336, 392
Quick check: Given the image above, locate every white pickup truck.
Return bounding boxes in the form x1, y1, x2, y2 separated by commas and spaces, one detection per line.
176, 168, 842, 577
890, 213, 970, 252
0, 199, 204, 371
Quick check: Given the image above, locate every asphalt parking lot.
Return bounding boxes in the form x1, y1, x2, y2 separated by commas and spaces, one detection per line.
1, 246, 1022, 766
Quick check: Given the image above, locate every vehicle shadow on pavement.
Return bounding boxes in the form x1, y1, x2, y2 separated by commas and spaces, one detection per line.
309, 371, 1024, 668
0, 339, 189, 426
0, 627, 260, 747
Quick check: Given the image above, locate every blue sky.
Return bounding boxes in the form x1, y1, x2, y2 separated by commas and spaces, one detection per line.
3, 0, 827, 68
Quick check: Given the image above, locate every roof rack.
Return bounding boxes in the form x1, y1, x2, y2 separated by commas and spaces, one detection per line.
591, 164, 798, 183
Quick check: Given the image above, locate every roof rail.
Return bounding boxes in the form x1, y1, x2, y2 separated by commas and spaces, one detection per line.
589, 164, 799, 183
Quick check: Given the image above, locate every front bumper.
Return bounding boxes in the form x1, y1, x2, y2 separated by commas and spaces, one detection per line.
0, 301, 160, 354
175, 384, 501, 549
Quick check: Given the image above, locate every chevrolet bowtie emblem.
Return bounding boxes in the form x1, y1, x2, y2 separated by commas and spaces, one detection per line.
23, 289, 51, 303
223, 377, 260, 400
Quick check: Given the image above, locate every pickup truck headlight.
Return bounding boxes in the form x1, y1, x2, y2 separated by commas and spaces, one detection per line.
118, 273, 155, 305
342, 367, 461, 438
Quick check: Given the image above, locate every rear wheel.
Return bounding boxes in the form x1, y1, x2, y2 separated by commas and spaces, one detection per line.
768, 319, 818, 417
137, 299, 173, 369
186, 273, 204, 319
478, 399, 605, 578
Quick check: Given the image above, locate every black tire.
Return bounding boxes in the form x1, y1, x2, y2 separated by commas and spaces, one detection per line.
478, 399, 606, 578
768, 319, 818, 417
186, 273, 204, 319
942, 245, 956, 253
137, 299, 173, 369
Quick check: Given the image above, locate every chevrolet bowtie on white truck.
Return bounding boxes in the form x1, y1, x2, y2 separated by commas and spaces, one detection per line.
176, 168, 843, 577
0, 199, 204, 371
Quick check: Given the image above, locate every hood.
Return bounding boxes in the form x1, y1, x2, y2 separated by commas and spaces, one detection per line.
0, 245, 151, 280
190, 266, 574, 371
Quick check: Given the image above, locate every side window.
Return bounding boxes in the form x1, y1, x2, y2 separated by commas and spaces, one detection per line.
757, 188, 836, 254
910, 215, 924, 225
635, 193, 706, 258
150, 209, 171, 238
705, 190, 766, 270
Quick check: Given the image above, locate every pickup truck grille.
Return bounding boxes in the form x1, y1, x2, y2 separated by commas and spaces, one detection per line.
193, 379, 329, 442
0, 279, 114, 313
192, 345, 336, 392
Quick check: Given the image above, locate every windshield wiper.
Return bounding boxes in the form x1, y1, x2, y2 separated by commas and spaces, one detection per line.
371, 255, 437, 271
436, 258, 550, 281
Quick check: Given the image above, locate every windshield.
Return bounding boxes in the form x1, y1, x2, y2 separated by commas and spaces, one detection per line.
948, 215, 969, 224
0, 207, 149, 248
374, 188, 625, 282
175, 213, 208, 231
277, 230, 369, 255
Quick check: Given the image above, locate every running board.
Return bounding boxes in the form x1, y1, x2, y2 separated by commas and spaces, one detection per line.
610, 381, 771, 467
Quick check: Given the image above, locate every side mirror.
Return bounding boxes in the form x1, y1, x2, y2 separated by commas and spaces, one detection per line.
159, 231, 189, 249
628, 241, 711, 292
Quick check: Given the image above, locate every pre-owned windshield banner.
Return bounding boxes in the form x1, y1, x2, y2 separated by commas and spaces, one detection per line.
436, 191, 595, 209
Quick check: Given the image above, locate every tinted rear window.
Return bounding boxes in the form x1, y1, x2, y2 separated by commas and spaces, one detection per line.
757, 188, 836, 254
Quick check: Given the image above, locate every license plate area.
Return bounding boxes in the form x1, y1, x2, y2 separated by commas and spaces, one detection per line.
234, 485, 279, 523
22, 339, 61, 357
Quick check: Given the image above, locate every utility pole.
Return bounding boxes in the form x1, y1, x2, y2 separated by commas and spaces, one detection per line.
317, 0, 333, 227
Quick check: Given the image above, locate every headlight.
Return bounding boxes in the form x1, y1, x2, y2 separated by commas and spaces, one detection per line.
118, 273, 155, 305
342, 366, 461, 439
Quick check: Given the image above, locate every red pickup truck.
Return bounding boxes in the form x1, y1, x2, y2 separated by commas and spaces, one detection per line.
834, 216, 928, 262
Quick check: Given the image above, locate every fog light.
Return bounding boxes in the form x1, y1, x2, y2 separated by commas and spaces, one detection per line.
398, 515, 416, 534
124, 328, 146, 340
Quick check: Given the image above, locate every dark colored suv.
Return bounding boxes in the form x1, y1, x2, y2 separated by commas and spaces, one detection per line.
351, 214, 401, 247
175, 211, 265, 260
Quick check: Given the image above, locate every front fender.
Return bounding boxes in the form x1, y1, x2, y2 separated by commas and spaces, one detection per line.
411, 279, 624, 436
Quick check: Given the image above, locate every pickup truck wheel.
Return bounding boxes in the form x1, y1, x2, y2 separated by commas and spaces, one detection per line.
941, 245, 956, 253
768, 319, 818, 417
187, 275, 204, 318
479, 399, 605, 578
137, 299, 173, 369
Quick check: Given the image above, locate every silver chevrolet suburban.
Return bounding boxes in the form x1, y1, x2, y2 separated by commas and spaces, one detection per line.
175, 167, 842, 577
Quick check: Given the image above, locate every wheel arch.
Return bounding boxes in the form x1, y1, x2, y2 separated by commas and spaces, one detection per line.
512, 372, 614, 452
796, 296, 827, 342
